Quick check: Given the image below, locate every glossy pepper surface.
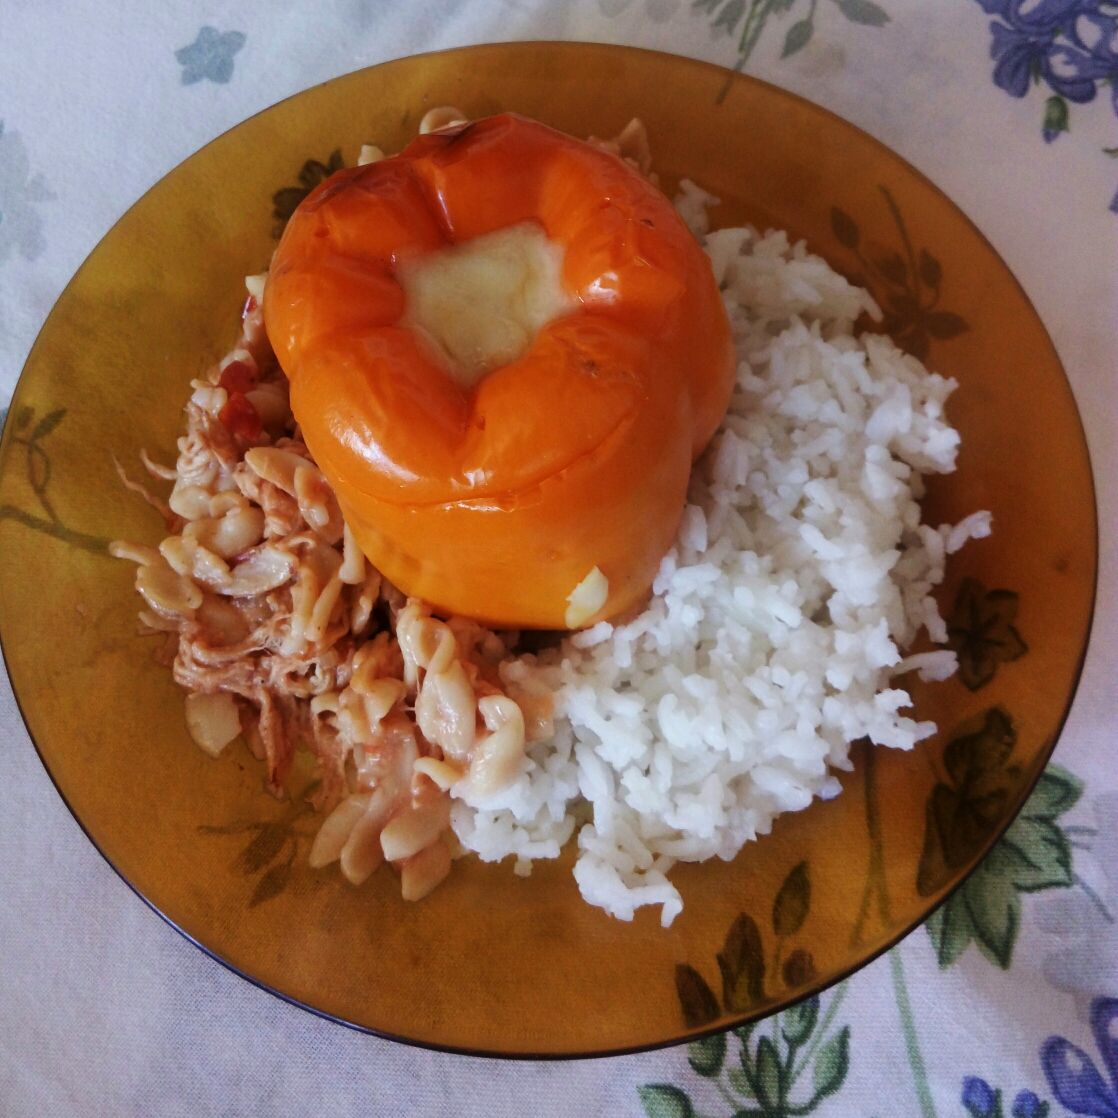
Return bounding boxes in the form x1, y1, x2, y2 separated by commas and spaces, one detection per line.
265, 113, 734, 628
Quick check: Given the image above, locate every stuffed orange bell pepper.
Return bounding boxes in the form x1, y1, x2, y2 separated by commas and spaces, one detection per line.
265, 113, 734, 629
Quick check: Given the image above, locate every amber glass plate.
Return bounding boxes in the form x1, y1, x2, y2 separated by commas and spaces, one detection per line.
0, 43, 1096, 1056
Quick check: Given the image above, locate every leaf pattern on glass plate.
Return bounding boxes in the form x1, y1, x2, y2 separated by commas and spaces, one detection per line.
672, 860, 816, 1030
0, 405, 110, 555
919, 705, 1083, 968
199, 781, 319, 907
918, 707, 1023, 898
830, 185, 969, 359
947, 578, 1028, 691
271, 150, 345, 236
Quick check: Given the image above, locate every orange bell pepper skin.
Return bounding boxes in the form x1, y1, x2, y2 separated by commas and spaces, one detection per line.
265, 114, 734, 628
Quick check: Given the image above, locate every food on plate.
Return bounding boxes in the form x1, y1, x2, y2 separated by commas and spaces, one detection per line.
113, 110, 989, 924
264, 112, 735, 629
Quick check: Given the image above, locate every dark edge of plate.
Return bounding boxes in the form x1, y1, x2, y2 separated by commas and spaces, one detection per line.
0, 41, 1101, 1060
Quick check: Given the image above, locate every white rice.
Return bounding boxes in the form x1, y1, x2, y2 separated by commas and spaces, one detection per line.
450, 185, 989, 926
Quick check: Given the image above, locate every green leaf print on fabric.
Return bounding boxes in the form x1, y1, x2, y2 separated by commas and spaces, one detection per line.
946, 579, 1028, 691
810, 1025, 850, 1101
834, 0, 888, 25
638, 1084, 695, 1118
925, 763, 1083, 968
692, 0, 890, 85
781, 997, 818, 1047
688, 1032, 727, 1077
781, 19, 814, 57
598, 0, 682, 18
642, 986, 852, 1117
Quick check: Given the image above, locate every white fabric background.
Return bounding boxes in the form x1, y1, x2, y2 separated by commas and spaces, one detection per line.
1, 2, 1114, 1115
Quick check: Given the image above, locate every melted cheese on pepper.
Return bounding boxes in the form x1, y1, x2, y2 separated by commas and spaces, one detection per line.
398, 222, 572, 387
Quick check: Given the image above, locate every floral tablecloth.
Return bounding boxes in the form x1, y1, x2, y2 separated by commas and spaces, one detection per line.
1, 2, 1115, 1115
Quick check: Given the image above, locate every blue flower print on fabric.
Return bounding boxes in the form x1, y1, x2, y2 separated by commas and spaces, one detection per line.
981, 0, 1096, 101
1063, 12, 1118, 112
1041, 997, 1118, 1117
975, 1, 1118, 210
962, 1075, 1052, 1118
0, 121, 52, 266
1011, 1090, 1051, 1118
964, 1076, 1001, 1116
175, 26, 246, 85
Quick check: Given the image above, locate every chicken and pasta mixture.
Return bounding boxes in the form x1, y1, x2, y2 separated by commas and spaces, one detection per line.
113, 108, 981, 924
112, 110, 682, 904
